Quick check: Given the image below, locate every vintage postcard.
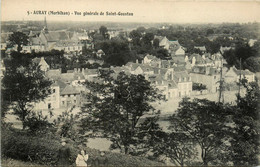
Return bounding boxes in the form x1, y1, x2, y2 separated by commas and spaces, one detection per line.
1, 0, 260, 166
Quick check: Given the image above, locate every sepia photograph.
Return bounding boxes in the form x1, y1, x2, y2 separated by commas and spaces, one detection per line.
1, 0, 260, 166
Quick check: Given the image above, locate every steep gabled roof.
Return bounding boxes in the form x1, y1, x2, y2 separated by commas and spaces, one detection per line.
30, 37, 42, 45
159, 37, 169, 46
43, 31, 70, 42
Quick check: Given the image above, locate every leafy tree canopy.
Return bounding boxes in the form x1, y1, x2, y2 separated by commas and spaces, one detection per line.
80, 70, 163, 154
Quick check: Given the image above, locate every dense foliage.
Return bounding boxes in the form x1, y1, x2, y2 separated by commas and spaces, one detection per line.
230, 81, 260, 166
192, 83, 207, 91
80, 70, 163, 154
8, 32, 29, 52
169, 98, 233, 166
2, 52, 52, 129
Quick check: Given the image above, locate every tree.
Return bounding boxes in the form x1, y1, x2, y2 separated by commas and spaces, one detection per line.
8, 32, 29, 53
153, 38, 160, 48
99, 26, 108, 39
80, 70, 163, 154
2, 53, 52, 129
192, 83, 207, 91
134, 116, 166, 157
169, 98, 232, 166
129, 30, 142, 46
95, 39, 134, 66
141, 32, 154, 46
161, 132, 198, 167
230, 81, 260, 166
206, 29, 214, 36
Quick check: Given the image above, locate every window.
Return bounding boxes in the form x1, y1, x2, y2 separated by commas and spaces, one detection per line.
53, 89, 55, 93
214, 76, 217, 79
48, 103, 51, 109
74, 100, 76, 104
68, 95, 70, 97
62, 101, 65, 105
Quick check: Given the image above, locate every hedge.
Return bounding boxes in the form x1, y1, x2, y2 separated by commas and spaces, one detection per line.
1, 129, 165, 166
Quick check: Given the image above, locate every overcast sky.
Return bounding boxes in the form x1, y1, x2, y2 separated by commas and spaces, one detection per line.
1, 0, 260, 23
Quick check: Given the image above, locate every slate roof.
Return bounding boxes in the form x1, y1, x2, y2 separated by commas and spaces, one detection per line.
168, 81, 178, 89
173, 71, 190, 83
55, 40, 82, 47
233, 67, 254, 75
52, 80, 67, 92
125, 62, 140, 71
173, 66, 186, 72
84, 69, 99, 75
148, 75, 167, 86
30, 37, 42, 45
46, 69, 62, 80
139, 64, 153, 72
159, 37, 169, 46
191, 66, 218, 75
61, 85, 80, 95
43, 31, 70, 42
172, 56, 185, 64
60, 73, 75, 83
191, 54, 205, 64
74, 73, 85, 80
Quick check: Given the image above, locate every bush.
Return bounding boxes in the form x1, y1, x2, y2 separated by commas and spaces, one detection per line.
2, 129, 164, 166
24, 111, 54, 135
1, 129, 77, 166
192, 82, 207, 91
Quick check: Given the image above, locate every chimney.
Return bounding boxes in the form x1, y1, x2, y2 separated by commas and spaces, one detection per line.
136, 59, 139, 64
82, 68, 85, 74
141, 60, 144, 64
74, 68, 77, 73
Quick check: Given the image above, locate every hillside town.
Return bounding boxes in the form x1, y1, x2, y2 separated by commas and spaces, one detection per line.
1, 19, 258, 111
1, 18, 260, 167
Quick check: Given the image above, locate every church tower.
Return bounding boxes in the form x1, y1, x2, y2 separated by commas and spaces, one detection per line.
43, 16, 48, 33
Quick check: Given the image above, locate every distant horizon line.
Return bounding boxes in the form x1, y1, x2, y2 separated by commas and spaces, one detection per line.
2, 19, 259, 25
